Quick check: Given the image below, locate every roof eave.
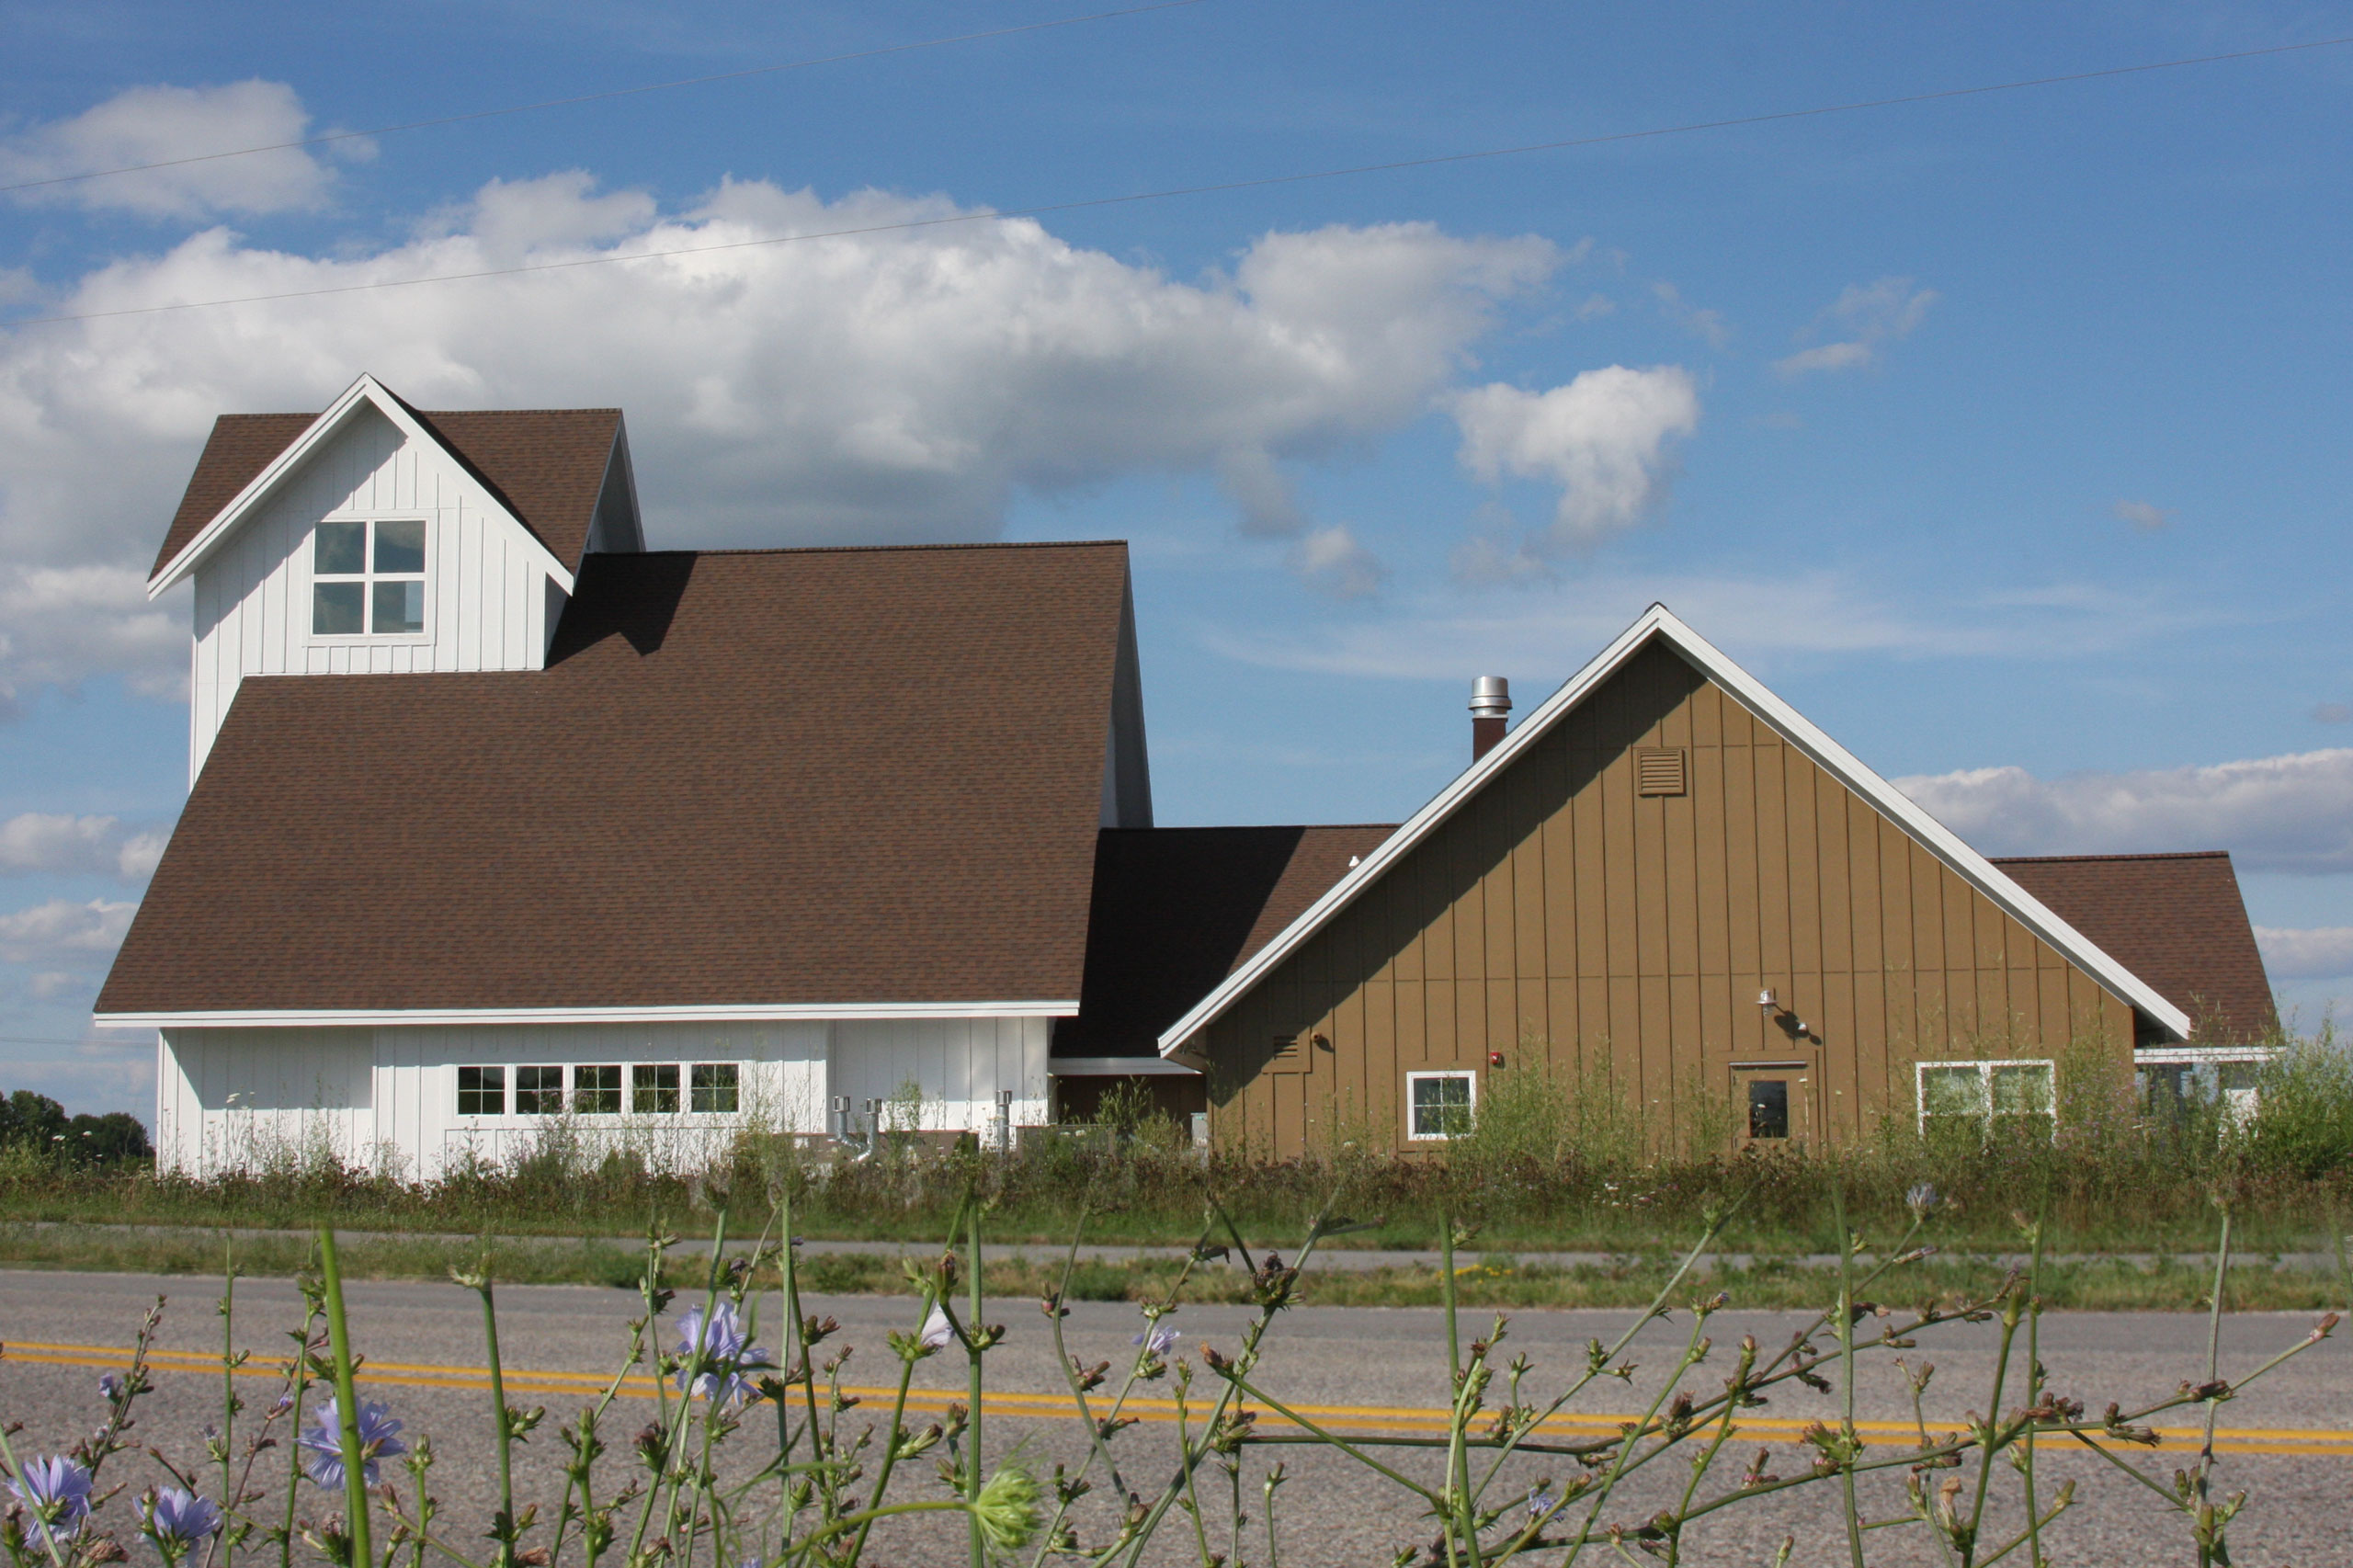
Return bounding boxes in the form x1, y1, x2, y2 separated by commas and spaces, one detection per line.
148, 373, 576, 599
1155, 604, 2193, 1055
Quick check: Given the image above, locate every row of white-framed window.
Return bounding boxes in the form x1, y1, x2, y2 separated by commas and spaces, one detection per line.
1399, 1060, 2059, 1143
454, 1062, 739, 1118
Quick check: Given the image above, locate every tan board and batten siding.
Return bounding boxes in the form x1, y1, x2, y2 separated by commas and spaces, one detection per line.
1201, 642, 2136, 1156
187, 403, 571, 781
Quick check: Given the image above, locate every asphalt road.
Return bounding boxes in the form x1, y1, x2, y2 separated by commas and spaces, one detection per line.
4, 1270, 2347, 1566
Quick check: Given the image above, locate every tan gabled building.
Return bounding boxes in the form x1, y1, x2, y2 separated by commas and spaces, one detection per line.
1145, 607, 2268, 1157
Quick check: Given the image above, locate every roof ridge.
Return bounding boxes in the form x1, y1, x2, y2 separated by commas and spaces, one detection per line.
1991, 850, 2233, 863
1101, 823, 1400, 834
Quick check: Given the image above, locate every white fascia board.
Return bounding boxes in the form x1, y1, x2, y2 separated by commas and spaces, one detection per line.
1046, 1056, 1202, 1077
101, 1000, 1080, 1029
148, 373, 574, 598
2134, 1044, 2276, 1065
1156, 603, 2191, 1055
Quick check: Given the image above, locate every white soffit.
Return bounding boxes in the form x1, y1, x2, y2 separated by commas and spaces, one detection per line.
1156, 603, 2192, 1054
1046, 1056, 1201, 1077
147, 372, 574, 598
99, 1000, 1081, 1028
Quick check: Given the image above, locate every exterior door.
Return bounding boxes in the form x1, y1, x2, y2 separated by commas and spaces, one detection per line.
1731, 1059, 1817, 1148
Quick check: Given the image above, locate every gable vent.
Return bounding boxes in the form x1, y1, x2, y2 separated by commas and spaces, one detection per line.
1636, 747, 1688, 797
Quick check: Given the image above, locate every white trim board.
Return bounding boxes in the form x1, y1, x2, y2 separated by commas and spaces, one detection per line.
148, 372, 574, 597
102, 1000, 1079, 1028
1156, 603, 2193, 1055
1045, 1056, 1201, 1077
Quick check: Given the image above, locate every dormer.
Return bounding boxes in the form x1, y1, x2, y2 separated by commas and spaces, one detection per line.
153, 374, 642, 781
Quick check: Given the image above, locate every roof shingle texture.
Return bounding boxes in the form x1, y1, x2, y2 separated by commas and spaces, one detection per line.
1057, 824, 1396, 1058
1992, 851, 2278, 1043
98, 544, 1130, 1014
151, 406, 621, 580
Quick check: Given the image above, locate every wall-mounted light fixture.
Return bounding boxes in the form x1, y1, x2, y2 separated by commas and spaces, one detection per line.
1758, 987, 1810, 1039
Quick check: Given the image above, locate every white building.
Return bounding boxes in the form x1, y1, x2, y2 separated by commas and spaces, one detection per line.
99, 375, 1162, 1176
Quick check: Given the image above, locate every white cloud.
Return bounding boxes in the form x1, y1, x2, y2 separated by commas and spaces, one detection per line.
1894, 749, 2353, 873
0, 812, 167, 879
2113, 498, 2173, 530
1289, 525, 1387, 599
1217, 447, 1306, 539
0, 897, 139, 967
1, 81, 343, 220
2315, 703, 2351, 724
1776, 277, 1937, 376
1448, 367, 1700, 555
0, 175, 1563, 700
2255, 926, 2353, 980
1207, 570, 2236, 682
1650, 281, 1729, 347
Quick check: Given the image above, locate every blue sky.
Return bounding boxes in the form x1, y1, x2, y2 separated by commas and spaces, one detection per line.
3, 0, 2349, 1113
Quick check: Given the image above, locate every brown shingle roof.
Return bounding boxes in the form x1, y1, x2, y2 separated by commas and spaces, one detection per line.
1992, 851, 2278, 1043
98, 542, 1131, 1015
151, 405, 621, 581
1057, 824, 1395, 1059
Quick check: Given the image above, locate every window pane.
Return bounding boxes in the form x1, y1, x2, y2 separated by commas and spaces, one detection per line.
1411, 1074, 1472, 1138
690, 1062, 739, 1113
574, 1065, 622, 1115
516, 1065, 563, 1115
1991, 1063, 2053, 1116
1746, 1079, 1790, 1139
1920, 1065, 1984, 1117
373, 519, 426, 574
313, 581, 364, 634
633, 1062, 680, 1114
315, 521, 365, 575
457, 1065, 505, 1117
372, 578, 425, 634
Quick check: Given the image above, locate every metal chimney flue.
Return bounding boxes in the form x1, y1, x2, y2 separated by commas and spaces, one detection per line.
1470, 676, 1511, 761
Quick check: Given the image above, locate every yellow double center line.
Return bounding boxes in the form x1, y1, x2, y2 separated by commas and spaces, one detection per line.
12, 1342, 2349, 1459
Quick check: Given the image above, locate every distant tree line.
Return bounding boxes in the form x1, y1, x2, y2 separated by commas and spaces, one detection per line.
0, 1090, 151, 1165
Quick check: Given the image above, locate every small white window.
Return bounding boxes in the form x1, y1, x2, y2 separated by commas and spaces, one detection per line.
1916, 1060, 2054, 1133
456, 1065, 505, 1117
1406, 1071, 1476, 1141
690, 1062, 739, 1113
632, 1062, 681, 1114
313, 519, 427, 636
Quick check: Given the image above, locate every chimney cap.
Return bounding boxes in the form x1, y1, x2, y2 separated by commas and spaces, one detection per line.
1470, 676, 1511, 717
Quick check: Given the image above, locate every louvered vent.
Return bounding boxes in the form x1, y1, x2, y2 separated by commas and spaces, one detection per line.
1635, 747, 1688, 797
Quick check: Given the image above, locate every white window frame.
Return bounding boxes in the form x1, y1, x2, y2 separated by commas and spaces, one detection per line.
1405, 1070, 1477, 1142
309, 515, 430, 642
1915, 1059, 2056, 1134
452, 1059, 747, 1121
454, 1065, 506, 1118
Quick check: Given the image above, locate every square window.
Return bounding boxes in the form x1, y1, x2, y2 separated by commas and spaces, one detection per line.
633, 1062, 680, 1114
373, 519, 426, 574
313, 581, 364, 635
1746, 1078, 1790, 1139
1407, 1072, 1474, 1140
689, 1062, 739, 1113
1919, 1064, 1986, 1119
574, 1064, 622, 1115
1991, 1063, 2053, 1116
457, 1065, 505, 1117
371, 578, 425, 634
315, 520, 366, 575
516, 1065, 563, 1115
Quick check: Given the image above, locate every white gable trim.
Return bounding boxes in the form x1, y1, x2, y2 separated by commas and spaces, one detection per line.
148, 373, 574, 597
100, 999, 1080, 1028
1156, 604, 2192, 1054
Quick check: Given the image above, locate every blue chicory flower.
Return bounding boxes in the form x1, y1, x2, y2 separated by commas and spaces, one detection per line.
1131, 1322, 1180, 1357
1527, 1485, 1557, 1522
8, 1455, 92, 1546
97, 1373, 122, 1401
297, 1396, 406, 1488
148, 1488, 223, 1546
916, 1304, 956, 1353
676, 1300, 773, 1406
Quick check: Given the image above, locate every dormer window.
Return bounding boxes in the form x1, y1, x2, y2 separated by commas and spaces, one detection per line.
313, 519, 426, 636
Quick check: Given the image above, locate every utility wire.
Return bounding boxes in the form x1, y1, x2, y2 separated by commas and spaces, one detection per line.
8, 32, 2349, 331
0, 0, 1213, 196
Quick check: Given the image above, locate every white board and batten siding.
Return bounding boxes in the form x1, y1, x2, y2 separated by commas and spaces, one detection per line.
187, 403, 568, 782
155, 1015, 1053, 1177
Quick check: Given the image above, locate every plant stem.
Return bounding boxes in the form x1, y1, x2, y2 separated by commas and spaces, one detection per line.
472, 1270, 516, 1568
1831, 1183, 1865, 1568
967, 1194, 985, 1568
316, 1227, 374, 1568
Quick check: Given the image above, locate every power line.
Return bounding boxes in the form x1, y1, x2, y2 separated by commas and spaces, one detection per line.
8, 31, 2348, 331
0, 0, 1212, 196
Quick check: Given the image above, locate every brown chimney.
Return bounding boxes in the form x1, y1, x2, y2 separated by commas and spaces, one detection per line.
1470, 676, 1511, 761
